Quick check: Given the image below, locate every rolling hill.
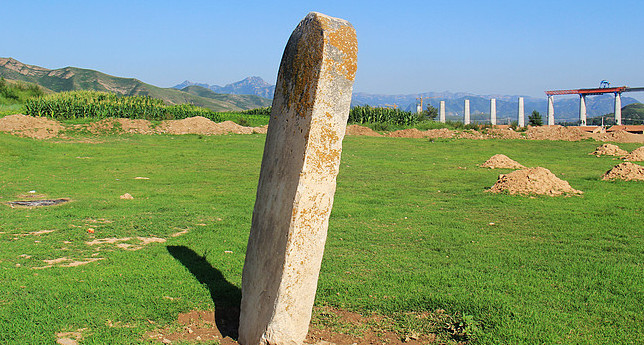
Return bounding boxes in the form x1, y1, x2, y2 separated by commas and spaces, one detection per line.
0, 58, 271, 112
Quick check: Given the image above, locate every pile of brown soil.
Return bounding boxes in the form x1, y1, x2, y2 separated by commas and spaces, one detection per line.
488, 167, 582, 196
591, 131, 644, 144
525, 126, 591, 141
602, 162, 644, 181
387, 128, 426, 138
117, 118, 155, 134
424, 128, 455, 139
480, 154, 525, 169
589, 144, 628, 157
345, 124, 383, 137
0, 114, 63, 139
86, 119, 121, 134
456, 130, 486, 139
623, 146, 644, 161
484, 128, 525, 139
157, 117, 260, 135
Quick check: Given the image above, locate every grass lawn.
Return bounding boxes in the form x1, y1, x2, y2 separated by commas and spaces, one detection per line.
0, 132, 642, 344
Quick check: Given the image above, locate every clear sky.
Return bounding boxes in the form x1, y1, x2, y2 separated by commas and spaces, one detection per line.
4, 0, 644, 99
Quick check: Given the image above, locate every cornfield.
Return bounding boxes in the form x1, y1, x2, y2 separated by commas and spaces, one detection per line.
240, 106, 272, 116
349, 105, 419, 125
24, 91, 221, 121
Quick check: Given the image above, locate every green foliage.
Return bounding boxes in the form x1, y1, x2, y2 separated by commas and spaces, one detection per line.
349, 105, 419, 125
420, 104, 439, 121
1, 58, 270, 112
24, 90, 221, 121
1, 134, 642, 344
528, 110, 543, 126
216, 112, 270, 127
240, 106, 271, 116
587, 103, 644, 126
0, 77, 44, 105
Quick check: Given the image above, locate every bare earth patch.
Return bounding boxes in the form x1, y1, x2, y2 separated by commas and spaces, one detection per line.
480, 154, 525, 169
0, 114, 63, 139
488, 167, 583, 196
56, 329, 86, 345
591, 131, 644, 144
86, 236, 167, 251
623, 146, 644, 161
345, 124, 383, 137
34, 257, 104, 269
157, 117, 263, 135
525, 126, 590, 141
146, 307, 450, 345
484, 128, 525, 139
589, 144, 628, 157
602, 162, 644, 181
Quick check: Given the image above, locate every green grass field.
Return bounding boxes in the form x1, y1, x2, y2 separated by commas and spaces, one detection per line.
0, 132, 642, 344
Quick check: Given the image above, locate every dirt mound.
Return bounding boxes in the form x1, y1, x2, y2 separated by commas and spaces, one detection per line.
623, 146, 644, 161
456, 130, 486, 139
0, 114, 63, 139
591, 131, 644, 144
525, 126, 591, 141
602, 162, 644, 181
345, 124, 383, 137
480, 154, 525, 169
387, 128, 457, 139
387, 128, 426, 138
117, 118, 155, 134
488, 167, 582, 196
424, 128, 455, 139
86, 118, 119, 134
589, 144, 628, 157
157, 117, 259, 135
484, 128, 525, 139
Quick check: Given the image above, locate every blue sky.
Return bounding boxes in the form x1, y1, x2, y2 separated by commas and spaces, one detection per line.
4, 0, 643, 99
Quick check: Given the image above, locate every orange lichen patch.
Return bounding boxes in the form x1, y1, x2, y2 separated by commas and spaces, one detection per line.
287, 17, 324, 119
320, 16, 358, 81
306, 112, 342, 177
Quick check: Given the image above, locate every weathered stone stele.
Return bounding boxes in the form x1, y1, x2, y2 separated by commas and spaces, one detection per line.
238, 12, 357, 345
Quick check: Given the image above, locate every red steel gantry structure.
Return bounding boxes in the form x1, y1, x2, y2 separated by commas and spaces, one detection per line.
545, 85, 644, 126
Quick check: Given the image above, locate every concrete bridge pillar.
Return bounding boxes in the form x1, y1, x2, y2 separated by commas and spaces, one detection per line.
439, 101, 446, 123
615, 93, 622, 125
464, 99, 470, 125
579, 94, 587, 126
547, 95, 555, 125
517, 97, 525, 127
490, 98, 497, 125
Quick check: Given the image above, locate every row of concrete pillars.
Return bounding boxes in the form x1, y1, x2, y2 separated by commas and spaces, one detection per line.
436, 98, 527, 126
433, 93, 623, 126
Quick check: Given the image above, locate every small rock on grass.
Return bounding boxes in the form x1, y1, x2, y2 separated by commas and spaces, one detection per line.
120, 193, 134, 200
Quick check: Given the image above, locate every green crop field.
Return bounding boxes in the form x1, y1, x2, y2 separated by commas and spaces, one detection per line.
0, 132, 642, 344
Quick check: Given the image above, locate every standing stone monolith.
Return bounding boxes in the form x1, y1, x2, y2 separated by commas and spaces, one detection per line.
238, 12, 357, 345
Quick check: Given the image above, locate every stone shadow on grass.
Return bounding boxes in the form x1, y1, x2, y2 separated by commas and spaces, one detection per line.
167, 245, 241, 340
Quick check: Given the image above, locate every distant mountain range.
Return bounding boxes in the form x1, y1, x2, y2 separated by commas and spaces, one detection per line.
0, 58, 271, 112
3, 57, 639, 121
175, 79, 642, 123
173, 77, 275, 99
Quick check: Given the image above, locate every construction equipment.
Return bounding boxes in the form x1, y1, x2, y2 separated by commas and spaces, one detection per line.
416, 96, 438, 112
384, 104, 398, 109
